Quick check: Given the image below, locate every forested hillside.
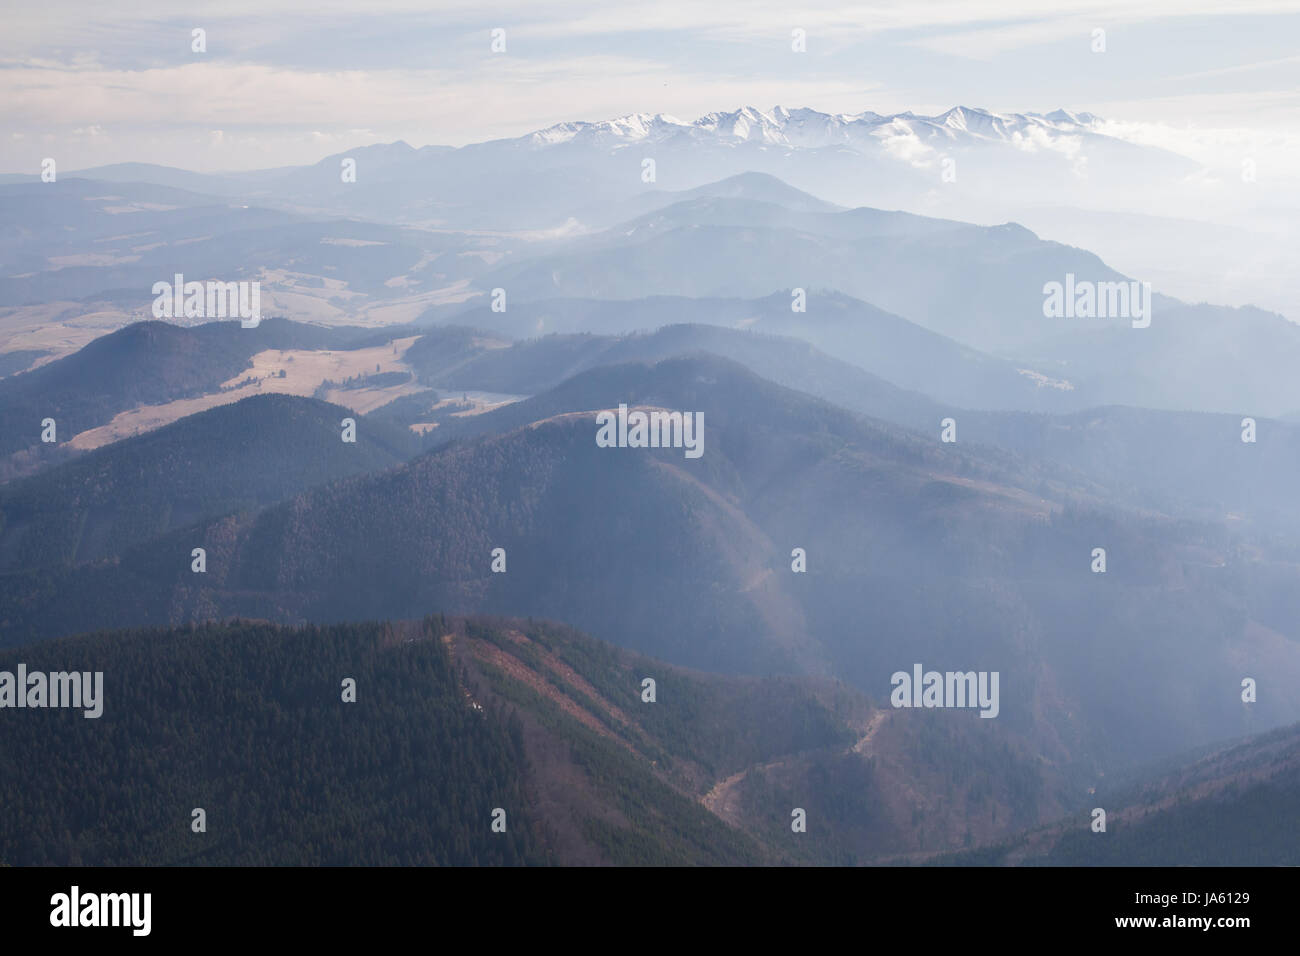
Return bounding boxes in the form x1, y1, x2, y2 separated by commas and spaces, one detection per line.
0, 393, 416, 570
942, 721, 1300, 866
0, 613, 1068, 865
0, 317, 416, 470
0, 617, 545, 865
3, 355, 1298, 779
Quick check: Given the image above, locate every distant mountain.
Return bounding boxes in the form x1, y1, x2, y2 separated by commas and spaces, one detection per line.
519, 105, 1110, 152
0, 179, 295, 305
469, 194, 1131, 348
398, 320, 1300, 540
959, 405, 1300, 542
422, 293, 1087, 414
294, 105, 1194, 231
396, 320, 943, 428
29, 105, 1197, 236
12, 104, 1283, 321
42, 164, 248, 195
1012, 300, 1300, 417
0, 393, 416, 571
397, 320, 1300, 541
0, 178, 517, 320
6, 355, 1299, 775
569, 171, 843, 228
466, 196, 1300, 415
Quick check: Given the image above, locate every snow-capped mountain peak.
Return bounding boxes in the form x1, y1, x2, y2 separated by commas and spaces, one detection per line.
518, 105, 1104, 152
528, 112, 689, 146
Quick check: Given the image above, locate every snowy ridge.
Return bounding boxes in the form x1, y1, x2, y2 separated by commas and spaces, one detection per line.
522, 105, 1104, 151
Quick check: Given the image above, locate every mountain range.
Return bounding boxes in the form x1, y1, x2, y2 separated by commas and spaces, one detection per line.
2, 100, 1297, 868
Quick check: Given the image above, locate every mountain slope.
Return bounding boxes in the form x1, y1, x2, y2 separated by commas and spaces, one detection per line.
960, 405, 1300, 542
422, 292, 1084, 413
69, 105, 1189, 234
5, 355, 1299, 776
949, 720, 1300, 866
0, 612, 1067, 865
0, 617, 548, 865
0, 317, 415, 471
401, 320, 1300, 540
0, 393, 416, 571
396, 321, 942, 429
476, 199, 1123, 353
470, 197, 1300, 415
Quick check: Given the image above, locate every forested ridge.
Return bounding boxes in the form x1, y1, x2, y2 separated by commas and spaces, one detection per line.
0, 617, 545, 865
0, 317, 416, 468
936, 720, 1300, 866
0, 393, 417, 570
0, 613, 882, 865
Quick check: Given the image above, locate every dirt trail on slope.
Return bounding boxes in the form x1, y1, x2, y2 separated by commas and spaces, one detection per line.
700, 758, 782, 822
852, 709, 889, 755
701, 709, 891, 823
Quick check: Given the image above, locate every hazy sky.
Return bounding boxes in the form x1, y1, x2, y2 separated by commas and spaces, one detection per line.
3, 0, 1299, 172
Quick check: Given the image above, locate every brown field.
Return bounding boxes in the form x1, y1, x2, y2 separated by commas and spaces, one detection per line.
0, 301, 140, 362
68, 336, 424, 449
355, 280, 482, 326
